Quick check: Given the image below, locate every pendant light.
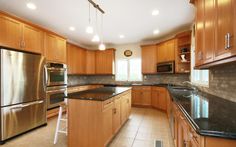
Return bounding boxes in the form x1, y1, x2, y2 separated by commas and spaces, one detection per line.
86, 3, 94, 34
99, 14, 106, 50
92, 9, 100, 42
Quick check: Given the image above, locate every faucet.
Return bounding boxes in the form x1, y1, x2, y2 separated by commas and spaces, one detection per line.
182, 81, 198, 92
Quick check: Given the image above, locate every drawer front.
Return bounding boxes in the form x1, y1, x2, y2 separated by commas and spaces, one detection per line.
102, 98, 114, 110
1, 100, 46, 140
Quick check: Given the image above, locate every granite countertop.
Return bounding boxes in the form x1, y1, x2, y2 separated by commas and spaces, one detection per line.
168, 87, 236, 139
67, 83, 175, 87
66, 87, 131, 101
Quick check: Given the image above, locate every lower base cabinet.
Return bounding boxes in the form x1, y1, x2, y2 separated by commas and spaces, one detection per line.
68, 90, 131, 147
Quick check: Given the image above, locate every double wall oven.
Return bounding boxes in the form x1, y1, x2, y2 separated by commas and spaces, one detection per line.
45, 63, 67, 110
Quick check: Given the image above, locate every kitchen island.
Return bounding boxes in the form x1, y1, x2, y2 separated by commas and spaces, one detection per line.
67, 87, 132, 147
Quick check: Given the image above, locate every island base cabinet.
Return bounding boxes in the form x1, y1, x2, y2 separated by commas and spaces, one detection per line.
68, 90, 131, 147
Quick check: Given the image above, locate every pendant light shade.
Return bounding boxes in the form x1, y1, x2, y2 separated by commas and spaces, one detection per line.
99, 43, 106, 50
92, 34, 100, 42
86, 26, 94, 34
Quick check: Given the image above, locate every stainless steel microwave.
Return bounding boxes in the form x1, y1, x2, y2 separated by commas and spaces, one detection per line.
157, 61, 175, 73
45, 62, 67, 87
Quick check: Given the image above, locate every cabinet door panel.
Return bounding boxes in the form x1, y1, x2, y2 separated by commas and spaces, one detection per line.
214, 0, 234, 60
0, 14, 22, 49
85, 50, 95, 74
23, 24, 43, 54
95, 49, 115, 74
158, 89, 167, 111
151, 90, 159, 108
56, 37, 66, 63
142, 45, 157, 74
102, 106, 113, 146
142, 91, 151, 106
195, 0, 204, 67
203, 0, 215, 64
113, 98, 121, 134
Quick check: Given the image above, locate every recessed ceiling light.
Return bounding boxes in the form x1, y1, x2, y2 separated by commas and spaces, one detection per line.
152, 10, 159, 16
26, 2, 37, 10
119, 35, 125, 39
153, 29, 160, 35
69, 27, 75, 31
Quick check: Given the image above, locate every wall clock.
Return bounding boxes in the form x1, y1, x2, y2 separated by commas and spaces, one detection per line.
124, 50, 132, 57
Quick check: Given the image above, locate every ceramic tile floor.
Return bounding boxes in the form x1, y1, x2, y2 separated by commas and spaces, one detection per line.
109, 107, 174, 147
2, 107, 174, 147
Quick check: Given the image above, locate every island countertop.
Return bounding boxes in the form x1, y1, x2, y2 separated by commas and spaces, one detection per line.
66, 87, 131, 101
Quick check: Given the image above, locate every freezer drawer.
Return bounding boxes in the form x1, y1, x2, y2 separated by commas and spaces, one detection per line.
1, 100, 46, 140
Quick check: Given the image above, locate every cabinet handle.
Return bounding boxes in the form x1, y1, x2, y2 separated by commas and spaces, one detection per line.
113, 108, 116, 114
226, 33, 232, 49
225, 34, 228, 49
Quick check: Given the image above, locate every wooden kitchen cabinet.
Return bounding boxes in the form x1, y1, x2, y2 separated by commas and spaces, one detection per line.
22, 24, 44, 54
194, 0, 236, 68
141, 45, 157, 74
67, 43, 86, 74
95, 49, 115, 74
151, 87, 167, 111
45, 33, 66, 63
157, 39, 176, 63
112, 96, 121, 134
132, 86, 151, 106
0, 13, 44, 54
0, 14, 22, 50
85, 50, 96, 74
121, 92, 131, 125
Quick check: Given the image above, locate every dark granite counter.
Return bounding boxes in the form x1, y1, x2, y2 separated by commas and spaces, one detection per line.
168, 87, 236, 139
66, 87, 131, 101
67, 83, 175, 87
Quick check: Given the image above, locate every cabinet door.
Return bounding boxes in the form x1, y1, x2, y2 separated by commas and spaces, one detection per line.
95, 49, 115, 74
141, 45, 157, 74
132, 89, 142, 105
75, 47, 86, 74
157, 43, 166, 63
203, 0, 215, 64
120, 97, 127, 125
102, 105, 113, 146
112, 98, 121, 134
195, 0, 204, 67
45, 33, 66, 63
157, 88, 167, 111
165, 39, 176, 61
85, 50, 95, 74
151, 89, 159, 108
22, 24, 44, 54
141, 88, 151, 106
214, 0, 234, 60
0, 14, 22, 49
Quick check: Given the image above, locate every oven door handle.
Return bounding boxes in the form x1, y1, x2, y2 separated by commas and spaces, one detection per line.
47, 89, 67, 94
47, 68, 67, 71
44, 65, 48, 91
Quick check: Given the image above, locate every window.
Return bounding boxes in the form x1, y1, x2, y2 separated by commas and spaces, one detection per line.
191, 39, 209, 86
116, 59, 142, 81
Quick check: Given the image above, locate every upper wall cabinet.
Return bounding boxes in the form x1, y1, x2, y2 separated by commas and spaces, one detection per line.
0, 13, 44, 54
95, 49, 115, 75
45, 33, 66, 63
85, 50, 96, 75
194, 0, 236, 68
157, 39, 176, 63
141, 45, 157, 74
67, 43, 86, 74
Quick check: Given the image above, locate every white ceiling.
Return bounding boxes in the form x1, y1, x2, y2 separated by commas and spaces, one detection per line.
0, 0, 195, 48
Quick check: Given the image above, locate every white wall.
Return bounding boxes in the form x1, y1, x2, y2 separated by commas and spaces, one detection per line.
111, 43, 142, 60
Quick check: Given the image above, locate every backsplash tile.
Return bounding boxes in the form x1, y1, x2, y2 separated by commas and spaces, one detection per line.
199, 62, 236, 102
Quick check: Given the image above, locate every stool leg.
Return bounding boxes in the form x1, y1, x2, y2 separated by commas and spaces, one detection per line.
54, 106, 62, 144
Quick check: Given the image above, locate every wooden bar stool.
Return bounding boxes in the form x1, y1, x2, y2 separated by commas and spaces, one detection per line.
54, 99, 68, 144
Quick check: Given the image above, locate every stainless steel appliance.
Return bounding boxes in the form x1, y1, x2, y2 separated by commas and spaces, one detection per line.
45, 63, 67, 87
0, 48, 46, 143
157, 61, 175, 73
45, 62, 68, 110
46, 85, 67, 109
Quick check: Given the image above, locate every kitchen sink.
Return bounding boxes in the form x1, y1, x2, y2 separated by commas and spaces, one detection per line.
171, 86, 195, 92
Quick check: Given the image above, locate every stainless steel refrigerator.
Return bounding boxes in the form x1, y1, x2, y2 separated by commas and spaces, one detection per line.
0, 48, 47, 143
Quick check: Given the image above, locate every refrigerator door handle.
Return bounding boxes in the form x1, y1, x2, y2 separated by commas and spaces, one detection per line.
10, 100, 44, 110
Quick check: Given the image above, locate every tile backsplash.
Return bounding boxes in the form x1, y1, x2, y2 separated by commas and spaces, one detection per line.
68, 74, 190, 86
199, 62, 236, 102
